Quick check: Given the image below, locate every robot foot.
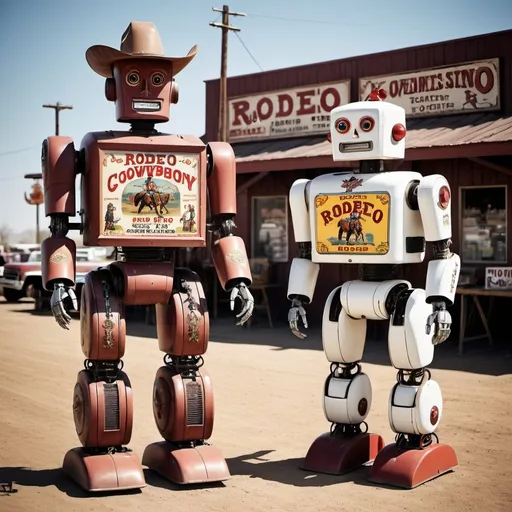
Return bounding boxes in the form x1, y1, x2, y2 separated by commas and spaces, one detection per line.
62, 447, 146, 492
302, 425, 385, 475
142, 441, 231, 485
368, 435, 458, 489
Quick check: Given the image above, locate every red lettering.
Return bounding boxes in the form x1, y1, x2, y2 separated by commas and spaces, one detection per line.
126, 167, 135, 181
475, 66, 494, 94
276, 94, 293, 117
256, 97, 273, 120
173, 169, 183, 183
135, 154, 144, 164
373, 210, 383, 223
332, 204, 342, 217
296, 89, 315, 115
320, 210, 333, 224
389, 80, 399, 97
320, 87, 341, 112
167, 154, 176, 166
342, 202, 351, 214
157, 155, 165, 164
125, 154, 135, 165
154, 165, 163, 176
361, 201, 373, 216
107, 174, 118, 193
231, 100, 251, 126
353, 200, 362, 213
119, 171, 127, 184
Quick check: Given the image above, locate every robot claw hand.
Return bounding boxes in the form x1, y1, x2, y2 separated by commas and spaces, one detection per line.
230, 282, 254, 326
426, 302, 452, 345
288, 298, 308, 339
50, 283, 78, 330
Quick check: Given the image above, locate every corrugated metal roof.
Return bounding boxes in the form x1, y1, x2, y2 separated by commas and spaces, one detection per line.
233, 113, 512, 163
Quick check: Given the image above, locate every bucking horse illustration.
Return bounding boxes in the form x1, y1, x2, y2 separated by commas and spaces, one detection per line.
133, 191, 173, 217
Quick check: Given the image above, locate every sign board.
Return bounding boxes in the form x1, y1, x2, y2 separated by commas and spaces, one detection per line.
485, 267, 512, 290
315, 191, 390, 255
100, 151, 200, 238
227, 80, 350, 142
359, 58, 500, 117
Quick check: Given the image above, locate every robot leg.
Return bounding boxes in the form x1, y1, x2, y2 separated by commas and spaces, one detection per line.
142, 267, 230, 485
369, 287, 458, 489
302, 285, 385, 476
63, 268, 146, 492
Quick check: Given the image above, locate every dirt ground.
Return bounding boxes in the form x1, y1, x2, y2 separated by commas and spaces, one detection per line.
1, 299, 511, 512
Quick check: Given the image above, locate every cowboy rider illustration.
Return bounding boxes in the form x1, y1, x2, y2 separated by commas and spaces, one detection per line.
144, 176, 158, 209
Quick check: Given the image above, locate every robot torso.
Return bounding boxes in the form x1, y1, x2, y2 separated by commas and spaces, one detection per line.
308, 170, 426, 265
80, 130, 207, 248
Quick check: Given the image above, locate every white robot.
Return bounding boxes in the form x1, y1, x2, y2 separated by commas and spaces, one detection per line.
287, 88, 461, 489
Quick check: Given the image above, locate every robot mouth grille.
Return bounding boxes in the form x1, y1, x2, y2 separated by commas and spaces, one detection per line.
132, 100, 162, 112
339, 141, 373, 152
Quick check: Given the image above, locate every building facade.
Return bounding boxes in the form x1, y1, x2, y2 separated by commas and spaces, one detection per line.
203, 29, 512, 337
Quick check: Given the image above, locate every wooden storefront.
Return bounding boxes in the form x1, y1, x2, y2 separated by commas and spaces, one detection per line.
201, 29, 512, 350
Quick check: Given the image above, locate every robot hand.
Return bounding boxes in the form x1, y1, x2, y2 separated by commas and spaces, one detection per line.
229, 282, 254, 326
50, 283, 78, 330
425, 302, 452, 345
288, 298, 308, 339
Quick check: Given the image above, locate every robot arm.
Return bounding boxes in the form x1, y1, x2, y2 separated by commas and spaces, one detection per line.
206, 142, 254, 326
417, 175, 461, 345
41, 136, 79, 329
287, 179, 321, 339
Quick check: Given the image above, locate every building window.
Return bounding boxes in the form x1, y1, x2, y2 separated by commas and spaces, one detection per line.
460, 185, 507, 263
251, 195, 289, 263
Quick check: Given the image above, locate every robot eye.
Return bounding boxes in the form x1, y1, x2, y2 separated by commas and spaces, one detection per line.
151, 72, 165, 86
360, 116, 375, 132
335, 117, 351, 134
126, 71, 140, 86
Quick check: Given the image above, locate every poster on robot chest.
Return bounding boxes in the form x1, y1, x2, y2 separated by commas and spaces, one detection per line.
100, 151, 200, 237
315, 188, 390, 255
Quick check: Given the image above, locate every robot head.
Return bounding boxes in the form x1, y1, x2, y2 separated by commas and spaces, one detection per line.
329, 89, 406, 161
85, 21, 197, 124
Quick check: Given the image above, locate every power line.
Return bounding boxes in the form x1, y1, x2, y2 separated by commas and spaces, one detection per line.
234, 31, 264, 72
246, 13, 366, 26
0, 145, 40, 157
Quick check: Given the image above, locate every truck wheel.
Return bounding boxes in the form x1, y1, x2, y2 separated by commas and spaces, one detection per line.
2, 288, 23, 302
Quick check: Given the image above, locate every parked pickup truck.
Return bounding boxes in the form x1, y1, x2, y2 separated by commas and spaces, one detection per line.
0, 250, 106, 311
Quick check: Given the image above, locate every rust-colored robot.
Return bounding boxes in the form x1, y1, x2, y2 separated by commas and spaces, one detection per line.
41, 22, 254, 493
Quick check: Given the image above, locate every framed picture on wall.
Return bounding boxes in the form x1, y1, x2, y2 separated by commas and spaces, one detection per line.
251, 195, 289, 263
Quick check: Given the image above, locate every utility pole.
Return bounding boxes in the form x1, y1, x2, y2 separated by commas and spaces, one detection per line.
210, 5, 245, 142
42, 101, 73, 135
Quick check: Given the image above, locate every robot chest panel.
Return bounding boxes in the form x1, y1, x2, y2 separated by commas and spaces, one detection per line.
309, 172, 421, 261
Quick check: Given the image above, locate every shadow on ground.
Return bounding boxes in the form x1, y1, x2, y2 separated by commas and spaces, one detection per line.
0, 466, 226, 498
126, 317, 512, 377
5, 299, 511, 377
226, 450, 371, 488
0, 466, 142, 498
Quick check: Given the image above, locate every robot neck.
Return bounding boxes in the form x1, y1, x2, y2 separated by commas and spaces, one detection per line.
129, 121, 158, 134
358, 160, 384, 173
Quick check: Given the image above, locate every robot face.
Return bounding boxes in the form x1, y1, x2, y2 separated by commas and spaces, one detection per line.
330, 101, 406, 161
111, 59, 173, 123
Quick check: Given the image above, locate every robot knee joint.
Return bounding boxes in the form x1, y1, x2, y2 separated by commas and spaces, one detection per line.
389, 372, 442, 436
323, 365, 372, 425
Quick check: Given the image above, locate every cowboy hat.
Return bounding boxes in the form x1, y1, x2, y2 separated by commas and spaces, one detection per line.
85, 21, 198, 78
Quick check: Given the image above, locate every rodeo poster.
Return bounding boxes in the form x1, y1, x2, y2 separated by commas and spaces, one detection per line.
314, 192, 390, 254
100, 151, 199, 237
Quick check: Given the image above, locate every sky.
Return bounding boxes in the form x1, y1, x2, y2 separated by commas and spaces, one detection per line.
0, 0, 511, 239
